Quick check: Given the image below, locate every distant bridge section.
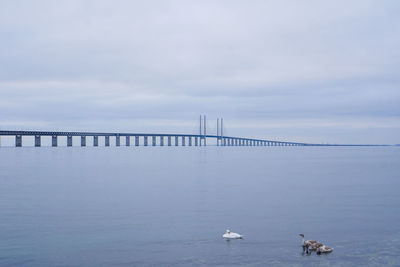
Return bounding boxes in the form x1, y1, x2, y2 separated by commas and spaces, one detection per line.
2, 116, 383, 147
0, 130, 308, 147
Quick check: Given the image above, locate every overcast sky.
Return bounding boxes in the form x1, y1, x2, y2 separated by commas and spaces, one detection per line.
1, 0, 399, 144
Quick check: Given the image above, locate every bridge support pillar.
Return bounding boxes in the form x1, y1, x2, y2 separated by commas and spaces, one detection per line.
188, 136, 192, 146
135, 136, 139, 146
116, 136, 120, 146
182, 136, 185, 146
16, 135, 22, 147
235, 139, 238, 146
67, 136, 72, 147
195, 137, 198, 146
52, 135, 57, 147
175, 136, 178, 146
126, 136, 130, 146
93, 136, 98, 147
105, 136, 110, 146
144, 136, 148, 146
35, 135, 41, 147
160, 136, 164, 146
223, 138, 226, 146
152, 136, 156, 146
81, 136, 86, 147
168, 136, 171, 146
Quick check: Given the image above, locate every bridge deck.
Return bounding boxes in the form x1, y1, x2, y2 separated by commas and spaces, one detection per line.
0, 130, 308, 146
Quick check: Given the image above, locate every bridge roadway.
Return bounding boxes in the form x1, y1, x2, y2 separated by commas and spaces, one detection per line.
0, 130, 310, 147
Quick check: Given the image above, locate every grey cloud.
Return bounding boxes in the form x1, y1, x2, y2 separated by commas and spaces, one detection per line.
0, 0, 400, 143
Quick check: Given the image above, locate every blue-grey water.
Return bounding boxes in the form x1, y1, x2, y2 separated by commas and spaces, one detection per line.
1, 147, 399, 266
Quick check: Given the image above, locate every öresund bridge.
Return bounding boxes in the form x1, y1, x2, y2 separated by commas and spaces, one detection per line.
0, 116, 381, 147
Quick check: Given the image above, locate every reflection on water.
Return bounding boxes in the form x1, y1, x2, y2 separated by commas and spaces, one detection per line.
0, 146, 399, 266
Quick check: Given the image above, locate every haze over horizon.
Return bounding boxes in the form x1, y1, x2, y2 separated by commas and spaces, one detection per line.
1, 0, 399, 144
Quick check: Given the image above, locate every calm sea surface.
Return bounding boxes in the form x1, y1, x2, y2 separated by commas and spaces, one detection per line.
0, 146, 399, 266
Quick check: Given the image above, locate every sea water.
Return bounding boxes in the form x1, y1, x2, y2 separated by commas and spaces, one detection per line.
1, 146, 399, 266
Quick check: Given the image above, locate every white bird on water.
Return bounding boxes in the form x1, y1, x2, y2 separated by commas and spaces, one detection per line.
316, 245, 334, 254
223, 229, 243, 239
299, 234, 317, 248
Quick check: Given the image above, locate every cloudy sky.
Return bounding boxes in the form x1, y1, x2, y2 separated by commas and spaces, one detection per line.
1, 0, 399, 144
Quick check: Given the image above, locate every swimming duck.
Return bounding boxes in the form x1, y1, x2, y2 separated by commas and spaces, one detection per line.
299, 234, 318, 253
299, 234, 317, 247
309, 242, 324, 250
223, 229, 243, 239
316, 245, 334, 254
